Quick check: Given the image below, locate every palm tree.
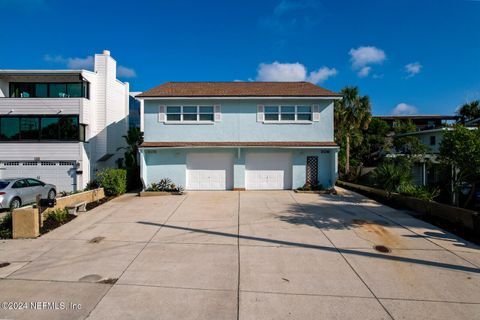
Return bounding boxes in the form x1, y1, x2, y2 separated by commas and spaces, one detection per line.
117, 127, 144, 168
334, 87, 372, 174
457, 100, 480, 124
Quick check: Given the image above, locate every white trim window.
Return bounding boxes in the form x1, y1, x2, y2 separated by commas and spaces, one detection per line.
263, 105, 313, 122
165, 105, 215, 122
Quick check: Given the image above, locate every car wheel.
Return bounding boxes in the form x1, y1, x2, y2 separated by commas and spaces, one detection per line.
48, 189, 56, 200
9, 197, 21, 210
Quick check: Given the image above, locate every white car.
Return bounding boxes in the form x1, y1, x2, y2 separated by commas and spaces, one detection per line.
0, 178, 56, 210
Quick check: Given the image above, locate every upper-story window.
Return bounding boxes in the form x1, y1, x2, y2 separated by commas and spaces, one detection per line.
9, 82, 89, 99
264, 105, 312, 122
0, 115, 85, 142
166, 106, 214, 122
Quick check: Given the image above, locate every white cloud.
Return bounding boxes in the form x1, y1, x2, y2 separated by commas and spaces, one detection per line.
67, 56, 94, 69
357, 66, 371, 78
44, 54, 93, 70
392, 103, 418, 115
117, 65, 137, 78
44, 54, 67, 64
257, 62, 307, 82
405, 62, 422, 78
256, 61, 337, 84
349, 46, 386, 78
306, 67, 338, 84
349, 46, 386, 68
44, 54, 136, 77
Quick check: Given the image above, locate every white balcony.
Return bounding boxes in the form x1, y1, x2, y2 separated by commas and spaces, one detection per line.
0, 98, 90, 124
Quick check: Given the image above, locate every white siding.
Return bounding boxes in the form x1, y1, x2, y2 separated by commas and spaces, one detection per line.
0, 143, 82, 160
0, 98, 90, 124
0, 52, 129, 187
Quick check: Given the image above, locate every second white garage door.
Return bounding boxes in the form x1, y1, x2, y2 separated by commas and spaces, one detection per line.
245, 153, 292, 190
186, 153, 233, 190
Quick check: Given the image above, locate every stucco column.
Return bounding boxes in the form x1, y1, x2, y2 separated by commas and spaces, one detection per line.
233, 148, 245, 190
330, 149, 339, 187
139, 149, 147, 190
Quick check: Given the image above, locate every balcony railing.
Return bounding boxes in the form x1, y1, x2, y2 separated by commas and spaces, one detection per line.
0, 98, 90, 124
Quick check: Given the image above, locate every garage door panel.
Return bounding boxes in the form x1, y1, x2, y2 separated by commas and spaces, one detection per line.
186, 153, 233, 190
0, 161, 77, 192
245, 153, 292, 190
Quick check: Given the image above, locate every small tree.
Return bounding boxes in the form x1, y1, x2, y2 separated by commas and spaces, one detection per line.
457, 100, 480, 124
439, 125, 480, 207
117, 128, 144, 190
373, 159, 413, 197
117, 127, 144, 168
334, 86, 372, 175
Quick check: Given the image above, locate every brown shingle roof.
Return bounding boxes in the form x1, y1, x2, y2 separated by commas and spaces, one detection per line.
137, 82, 341, 98
141, 141, 338, 148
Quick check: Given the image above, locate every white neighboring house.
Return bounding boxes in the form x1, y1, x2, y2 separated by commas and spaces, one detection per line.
0, 50, 129, 192
394, 127, 478, 186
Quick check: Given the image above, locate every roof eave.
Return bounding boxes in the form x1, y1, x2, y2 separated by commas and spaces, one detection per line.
136, 95, 342, 100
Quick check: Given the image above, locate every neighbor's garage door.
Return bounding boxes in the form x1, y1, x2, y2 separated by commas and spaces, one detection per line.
245, 153, 292, 190
0, 161, 77, 192
186, 153, 233, 190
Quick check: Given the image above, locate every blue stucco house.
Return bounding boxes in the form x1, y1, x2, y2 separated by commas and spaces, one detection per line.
137, 82, 341, 190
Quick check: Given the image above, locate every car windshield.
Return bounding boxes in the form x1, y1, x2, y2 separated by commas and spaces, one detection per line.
0, 181, 10, 190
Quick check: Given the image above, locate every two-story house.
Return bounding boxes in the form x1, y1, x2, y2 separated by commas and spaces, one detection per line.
137, 82, 340, 190
0, 50, 129, 192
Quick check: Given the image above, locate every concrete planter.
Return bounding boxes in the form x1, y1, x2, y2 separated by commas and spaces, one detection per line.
139, 191, 184, 197
11, 188, 106, 239
12, 207, 40, 239
40, 188, 105, 219
336, 180, 479, 232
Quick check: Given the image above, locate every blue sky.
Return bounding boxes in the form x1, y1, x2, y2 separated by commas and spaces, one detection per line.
0, 0, 479, 115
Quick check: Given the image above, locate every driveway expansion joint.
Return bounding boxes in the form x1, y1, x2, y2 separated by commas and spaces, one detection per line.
289, 192, 396, 320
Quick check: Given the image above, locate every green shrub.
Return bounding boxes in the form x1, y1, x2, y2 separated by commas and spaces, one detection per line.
0, 212, 12, 239
146, 178, 184, 192
47, 208, 69, 223
373, 160, 413, 196
96, 169, 127, 196
398, 184, 440, 201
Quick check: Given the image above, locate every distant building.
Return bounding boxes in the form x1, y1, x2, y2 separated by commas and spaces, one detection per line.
394, 127, 477, 186
374, 115, 458, 131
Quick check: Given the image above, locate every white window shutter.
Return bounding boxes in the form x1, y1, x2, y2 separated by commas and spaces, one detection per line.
257, 105, 265, 122
214, 105, 221, 122
158, 105, 166, 122
312, 104, 320, 122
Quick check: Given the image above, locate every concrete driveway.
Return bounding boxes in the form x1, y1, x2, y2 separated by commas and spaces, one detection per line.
0, 189, 479, 320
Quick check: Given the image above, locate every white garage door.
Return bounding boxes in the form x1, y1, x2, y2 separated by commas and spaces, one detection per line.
186, 153, 233, 190
0, 161, 77, 192
245, 153, 292, 190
